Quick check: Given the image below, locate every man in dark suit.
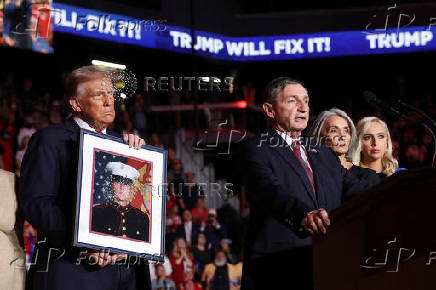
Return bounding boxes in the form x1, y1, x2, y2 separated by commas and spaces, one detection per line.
240, 77, 372, 290
175, 209, 200, 247
20, 65, 150, 290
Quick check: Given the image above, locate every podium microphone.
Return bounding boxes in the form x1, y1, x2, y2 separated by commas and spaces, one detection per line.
393, 98, 436, 129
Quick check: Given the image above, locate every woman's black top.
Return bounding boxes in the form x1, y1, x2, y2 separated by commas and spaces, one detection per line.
348, 165, 385, 186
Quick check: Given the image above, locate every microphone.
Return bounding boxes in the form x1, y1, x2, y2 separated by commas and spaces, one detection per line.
362, 91, 410, 120
393, 98, 436, 129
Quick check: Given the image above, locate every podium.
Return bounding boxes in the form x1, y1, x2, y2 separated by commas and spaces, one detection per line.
313, 168, 436, 290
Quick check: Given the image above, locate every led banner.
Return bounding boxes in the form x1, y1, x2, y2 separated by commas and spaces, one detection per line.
1, 0, 53, 54
52, 3, 436, 61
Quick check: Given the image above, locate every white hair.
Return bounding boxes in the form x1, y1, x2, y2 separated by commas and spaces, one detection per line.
308, 108, 357, 161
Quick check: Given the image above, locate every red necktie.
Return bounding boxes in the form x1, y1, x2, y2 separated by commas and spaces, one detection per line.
292, 141, 316, 196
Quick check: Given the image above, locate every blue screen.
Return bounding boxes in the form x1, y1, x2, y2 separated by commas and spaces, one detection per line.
52, 3, 436, 61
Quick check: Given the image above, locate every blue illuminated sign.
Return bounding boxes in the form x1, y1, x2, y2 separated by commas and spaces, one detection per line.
52, 3, 436, 61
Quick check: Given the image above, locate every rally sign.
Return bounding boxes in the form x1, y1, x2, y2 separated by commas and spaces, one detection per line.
52, 2, 436, 61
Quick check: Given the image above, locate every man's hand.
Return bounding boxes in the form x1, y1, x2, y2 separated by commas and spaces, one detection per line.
301, 208, 330, 236
86, 250, 128, 268
123, 133, 145, 149
111, 253, 128, 263
86, 250, 112, 268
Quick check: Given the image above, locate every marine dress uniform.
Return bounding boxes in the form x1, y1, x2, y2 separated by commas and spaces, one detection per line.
91, 162, 150, 242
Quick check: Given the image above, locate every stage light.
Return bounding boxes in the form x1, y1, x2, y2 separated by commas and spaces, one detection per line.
91, 60, 126, 70
235, 100, 248, 108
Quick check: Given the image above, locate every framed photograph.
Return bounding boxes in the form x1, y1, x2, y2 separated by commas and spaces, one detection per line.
73, 129, 167, 262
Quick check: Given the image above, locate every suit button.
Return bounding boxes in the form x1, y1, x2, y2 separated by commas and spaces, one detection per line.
123, 219, 125, 223
123, 226, 126, 230
136, 231, 140, 235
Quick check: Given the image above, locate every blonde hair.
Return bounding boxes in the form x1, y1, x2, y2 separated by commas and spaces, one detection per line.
351, 117, 398, 176
172, 237, 193, 260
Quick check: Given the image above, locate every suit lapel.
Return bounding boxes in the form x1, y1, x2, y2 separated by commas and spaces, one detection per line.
65, 117, 80, 141
266, 129, 318, 207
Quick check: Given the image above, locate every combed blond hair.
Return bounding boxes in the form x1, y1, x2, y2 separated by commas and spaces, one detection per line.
65, 65, 108, 99
351, 117, 398, 176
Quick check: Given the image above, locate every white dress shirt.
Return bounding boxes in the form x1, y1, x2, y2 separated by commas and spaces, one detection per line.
184, 221, 192, 245
73, 117, 107, 134
275, 129, 313, 172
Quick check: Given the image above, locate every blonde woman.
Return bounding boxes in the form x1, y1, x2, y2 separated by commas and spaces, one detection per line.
169, 237, 194, 288
351, 117, 399, 177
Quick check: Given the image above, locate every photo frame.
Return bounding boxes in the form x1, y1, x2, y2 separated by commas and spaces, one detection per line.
74, 129, 167, 262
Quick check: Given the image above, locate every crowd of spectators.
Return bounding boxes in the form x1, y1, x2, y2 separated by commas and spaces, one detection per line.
161, 153, 245, 289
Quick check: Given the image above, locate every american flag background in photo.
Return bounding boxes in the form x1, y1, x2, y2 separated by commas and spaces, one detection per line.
92, 150, 153, 216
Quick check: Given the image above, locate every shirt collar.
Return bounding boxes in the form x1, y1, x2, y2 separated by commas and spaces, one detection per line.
73, 116, 107, 134
111, 201, 131, 213
275, 129, 303, 147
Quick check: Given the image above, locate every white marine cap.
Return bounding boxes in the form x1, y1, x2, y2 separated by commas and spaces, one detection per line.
105, 161, 139, 184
